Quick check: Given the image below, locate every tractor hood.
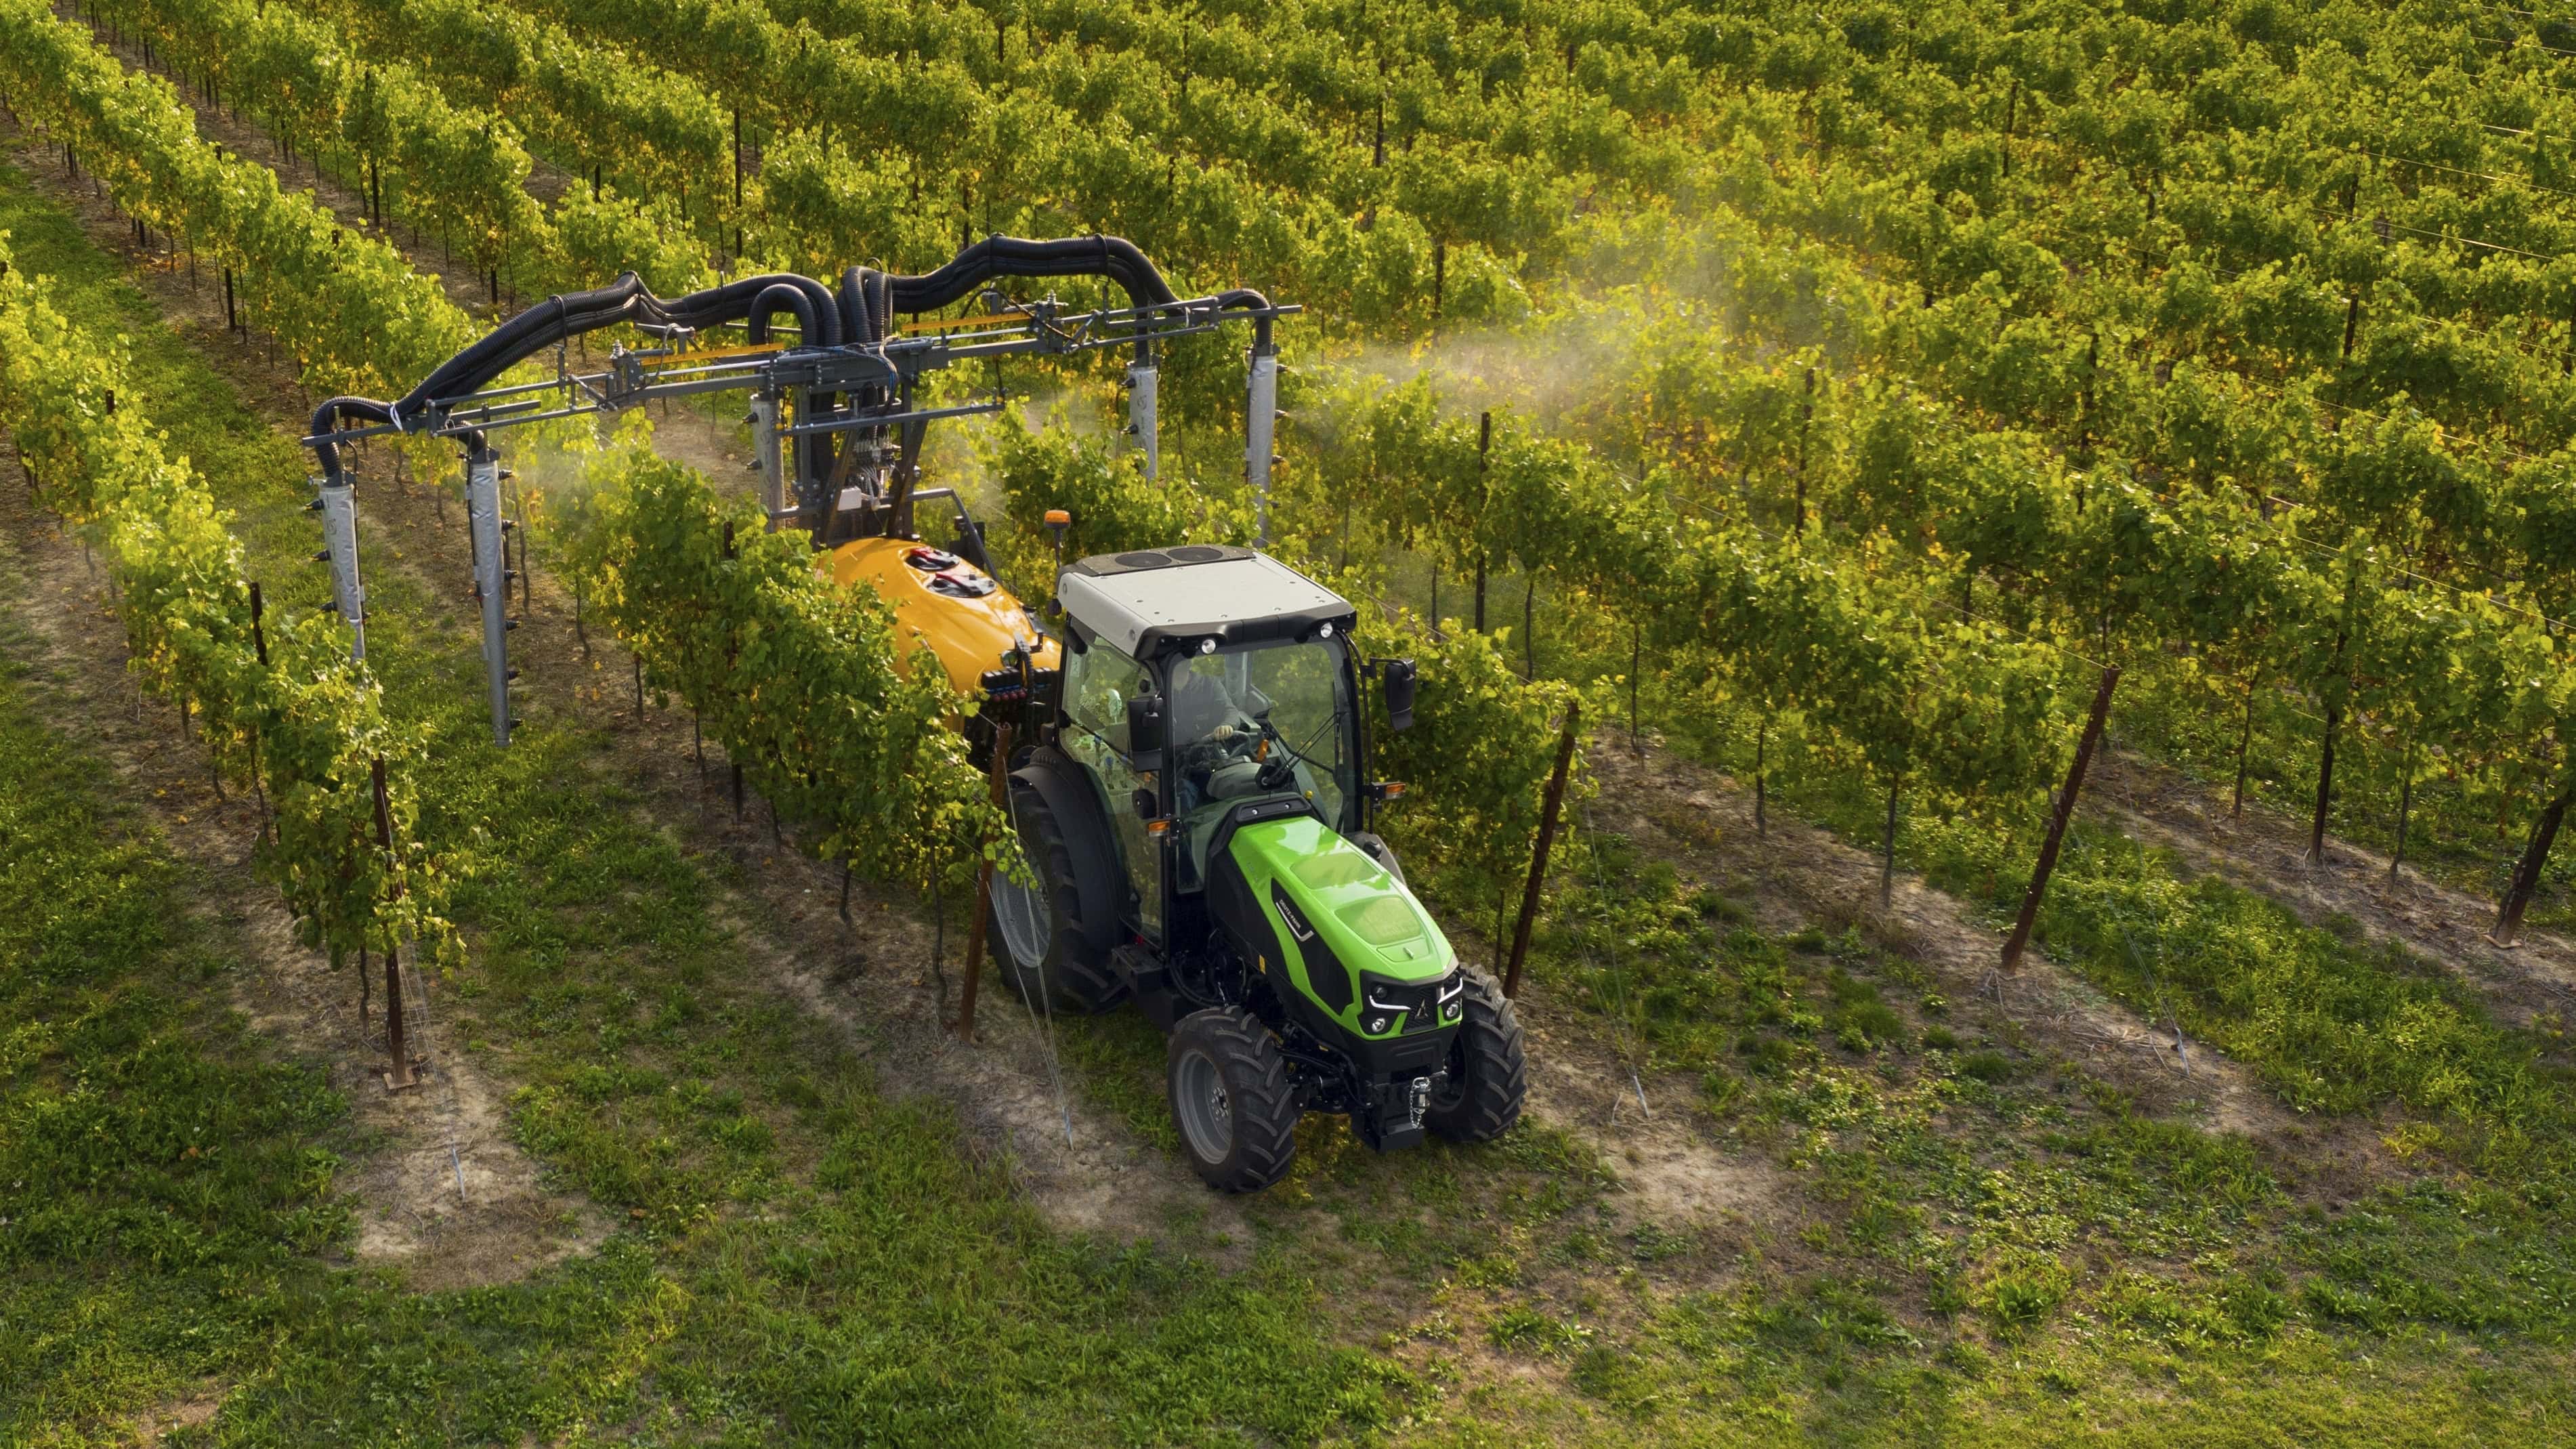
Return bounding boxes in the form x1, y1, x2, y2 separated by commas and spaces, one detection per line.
1217, 816, 1461, 1043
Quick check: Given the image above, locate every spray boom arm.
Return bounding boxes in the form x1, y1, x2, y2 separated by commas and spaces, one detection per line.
297, 236, 1296, 745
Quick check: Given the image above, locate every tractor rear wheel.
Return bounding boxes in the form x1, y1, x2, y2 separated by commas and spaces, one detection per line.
1167, 1007, 1299, 1192
1424, 967, 1525, 1144
989, 753, 1126, 1015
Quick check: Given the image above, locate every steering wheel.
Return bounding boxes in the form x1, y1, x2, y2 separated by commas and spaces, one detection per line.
1179, 721, 1259, 774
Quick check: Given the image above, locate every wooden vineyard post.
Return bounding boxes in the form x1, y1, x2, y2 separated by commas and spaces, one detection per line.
1793, 367, 1815, 534
372, 758, 417, 1091
2307, 695, 2342, 864
2000, 666, 2119, 973
1503, 702, 1580, 1000
2492, 786, 2572, 948
1473, 411, 1492, 633
1628, 622, 1643, 757
2308, 552, 2364, 864
249, 581, 271, 841
2229, 676, 2254, 819
955, 722, 1013, 1042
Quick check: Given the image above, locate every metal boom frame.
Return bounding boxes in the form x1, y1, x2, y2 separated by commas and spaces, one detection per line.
301, 270, 1295, 745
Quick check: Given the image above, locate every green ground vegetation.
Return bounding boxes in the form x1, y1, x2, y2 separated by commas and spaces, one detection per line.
7, 104, 2576, 1443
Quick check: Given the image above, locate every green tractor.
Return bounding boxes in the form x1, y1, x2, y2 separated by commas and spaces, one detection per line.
989, 545, 1527, 1192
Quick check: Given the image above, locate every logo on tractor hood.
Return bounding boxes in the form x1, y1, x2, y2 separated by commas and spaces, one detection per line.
1269, 881, 1318, 944
1267, 878, 1355, 1015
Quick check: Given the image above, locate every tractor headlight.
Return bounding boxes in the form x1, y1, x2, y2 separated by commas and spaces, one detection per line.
1358, 971, 1462, 1034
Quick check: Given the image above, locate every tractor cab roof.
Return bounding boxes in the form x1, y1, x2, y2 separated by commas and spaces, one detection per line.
1059, 546, 1355, 658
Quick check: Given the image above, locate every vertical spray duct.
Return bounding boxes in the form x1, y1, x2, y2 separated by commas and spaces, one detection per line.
799, 382, 840, 525
462, 442, 514, 745
749, 388, 785, 530
312, 475, 367, 661
1244, 314, 1279, 545
1126, 330, 1160, 482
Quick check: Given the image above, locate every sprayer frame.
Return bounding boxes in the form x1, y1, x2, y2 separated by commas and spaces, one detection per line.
297, 238, 1296, 746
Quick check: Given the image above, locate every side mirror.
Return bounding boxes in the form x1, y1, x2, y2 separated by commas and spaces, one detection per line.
1382, 658, 1417, 732
1126, 692, 1166, 763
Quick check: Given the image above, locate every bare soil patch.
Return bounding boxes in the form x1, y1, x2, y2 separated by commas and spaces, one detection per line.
1481, 968, 1798, 1233
1586, 737, 2311, 1148
120, 1387, 221, 1447
702, 872, 1259, 1262
0, 488, 608, 1288
2095, 752, 2576, 1030
1, 109, 1252, 1256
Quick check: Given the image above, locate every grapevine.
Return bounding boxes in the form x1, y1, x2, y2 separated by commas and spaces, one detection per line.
0, 236, 448, 967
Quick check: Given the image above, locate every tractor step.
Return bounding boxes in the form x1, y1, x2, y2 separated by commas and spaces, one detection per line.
1113, 943, 1184, 1030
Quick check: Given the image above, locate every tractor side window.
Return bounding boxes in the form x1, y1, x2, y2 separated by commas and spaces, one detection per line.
1066, 639, 1152, 753
1062, 638, 1162, 942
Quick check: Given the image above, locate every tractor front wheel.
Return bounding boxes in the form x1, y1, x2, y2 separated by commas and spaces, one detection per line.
1167, 1007, 1300, 1193
1425, 967, 1525, 1144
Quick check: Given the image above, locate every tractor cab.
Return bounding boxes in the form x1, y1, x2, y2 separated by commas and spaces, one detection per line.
1056, 547, 1370, 929
988, 546, 1525, 1192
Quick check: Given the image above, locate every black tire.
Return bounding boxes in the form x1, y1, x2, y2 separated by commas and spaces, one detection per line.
1425, 967, 1525, 1144
1166, 1007, 1301, 1192
989, 752, 1126, 1015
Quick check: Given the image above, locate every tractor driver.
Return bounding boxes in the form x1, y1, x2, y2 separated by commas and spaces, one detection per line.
1165, 656, 1264, 816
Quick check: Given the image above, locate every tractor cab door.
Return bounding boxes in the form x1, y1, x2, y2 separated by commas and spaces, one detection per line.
1164, 637, 1361, 889
1059, 637, 1166, 945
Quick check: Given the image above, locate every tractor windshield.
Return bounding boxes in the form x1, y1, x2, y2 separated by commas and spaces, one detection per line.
1168, 637, 1356, 886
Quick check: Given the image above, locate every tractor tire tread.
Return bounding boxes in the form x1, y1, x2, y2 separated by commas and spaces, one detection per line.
992, 756, 1126, 1016
1023, 790, 1124, 1013
1170, 1007, 1299, 1192
1427, 967, 1525, 1144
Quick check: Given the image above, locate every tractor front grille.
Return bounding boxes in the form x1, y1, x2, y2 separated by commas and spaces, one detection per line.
1357, 969, 1465, 1037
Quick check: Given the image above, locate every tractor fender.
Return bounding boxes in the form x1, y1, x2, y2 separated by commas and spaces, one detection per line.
1010, 746, 1121, 958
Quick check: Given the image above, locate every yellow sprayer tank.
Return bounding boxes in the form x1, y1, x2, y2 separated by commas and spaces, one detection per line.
822, 537, 1061, 694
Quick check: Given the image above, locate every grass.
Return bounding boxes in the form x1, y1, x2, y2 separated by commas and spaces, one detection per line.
0, 150, 1412, 1444
7, 141, 2576, 1444
1537, 700, 2576, 1355
1514, 828, 2576, 1439
0, 570, 352, 1431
